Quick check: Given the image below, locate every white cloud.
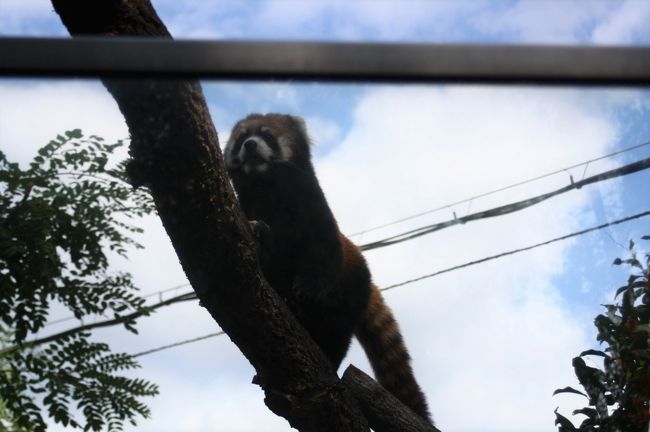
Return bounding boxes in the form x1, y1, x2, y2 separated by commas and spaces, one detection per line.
319, 86, 620, 236
134, 367, 291, 432
0, 0, 64, 36
147, 0, 650, 45
304, 114, 341, 149
0, 80, 129, 165
4, 0, 650, 46
151, 0, 239, 39
333, 0, 479, 41
472, 1, 611, 44
204, 82, 300, 117
592, 0, 650, 45
164, 0, 493, 43
249, 0, 470, 41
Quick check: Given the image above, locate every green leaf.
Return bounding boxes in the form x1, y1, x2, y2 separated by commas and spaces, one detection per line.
578, 349, 608, 359
615, 285, 630, 298
554, 408, 578, 431
553, 386, 587, 397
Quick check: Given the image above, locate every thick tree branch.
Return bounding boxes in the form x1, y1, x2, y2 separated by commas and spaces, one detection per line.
50, 1, 367, 430
342, 366, 441, 432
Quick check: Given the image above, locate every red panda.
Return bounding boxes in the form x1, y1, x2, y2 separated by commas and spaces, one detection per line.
224, 113, 432, 423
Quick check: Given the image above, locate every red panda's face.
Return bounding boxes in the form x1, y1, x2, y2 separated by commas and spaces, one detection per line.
225, 114, 311, 174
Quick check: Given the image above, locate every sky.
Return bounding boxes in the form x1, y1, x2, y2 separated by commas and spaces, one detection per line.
1, 1, 650, 432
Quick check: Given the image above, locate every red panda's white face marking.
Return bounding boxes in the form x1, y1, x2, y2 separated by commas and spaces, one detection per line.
231, 135, 275, 173
225, 114, 307, 175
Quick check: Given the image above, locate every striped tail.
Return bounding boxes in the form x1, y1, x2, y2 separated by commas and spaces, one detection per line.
355, 284, 433, 424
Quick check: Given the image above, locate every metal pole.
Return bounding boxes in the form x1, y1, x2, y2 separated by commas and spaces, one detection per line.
1, 37, 649, 84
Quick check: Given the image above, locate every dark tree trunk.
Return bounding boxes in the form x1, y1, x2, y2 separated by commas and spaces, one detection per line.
50, 1, 367, 430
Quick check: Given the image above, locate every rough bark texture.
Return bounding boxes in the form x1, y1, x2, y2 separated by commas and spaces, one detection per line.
50, 1, 367, 430
342, 366, 440, 432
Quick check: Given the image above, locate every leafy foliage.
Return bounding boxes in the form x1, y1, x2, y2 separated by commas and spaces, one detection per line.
0, 131, 158, 431
5, 332, 157, 432
554, 237, 650, 432
1, 329, 32, 432
0, 399, 33, 432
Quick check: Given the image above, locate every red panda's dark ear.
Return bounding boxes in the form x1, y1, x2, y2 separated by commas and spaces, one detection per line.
225, 121, 243, 148
290, 115, 313, 146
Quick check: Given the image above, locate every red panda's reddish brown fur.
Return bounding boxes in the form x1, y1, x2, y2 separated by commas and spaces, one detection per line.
356, 283, 431, 419
341, 235, 431, 421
